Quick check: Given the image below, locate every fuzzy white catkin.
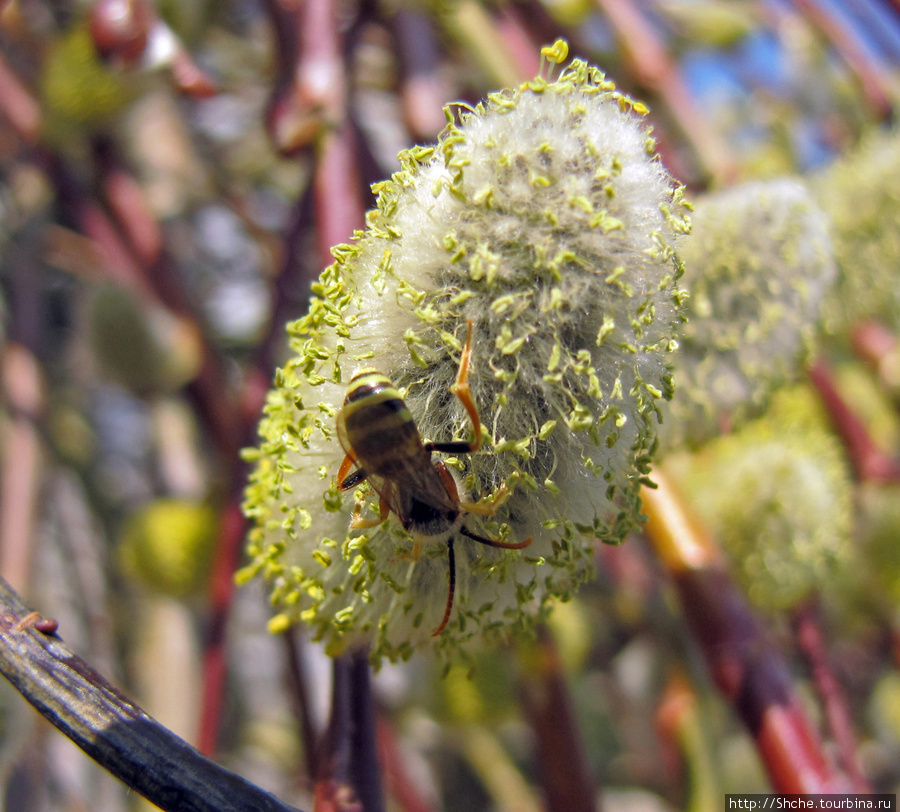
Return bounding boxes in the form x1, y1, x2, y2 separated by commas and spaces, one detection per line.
660, 178, 836, 452
811, 127, 900, 334
667, 388, 853, 611
241, 48, 690, 662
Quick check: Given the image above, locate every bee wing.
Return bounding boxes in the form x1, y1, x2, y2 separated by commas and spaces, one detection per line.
336, 406, 356, 462
336, 395, 457, 526
336, 406, 405, 518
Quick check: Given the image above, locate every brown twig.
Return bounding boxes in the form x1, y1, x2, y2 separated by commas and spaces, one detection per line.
196, 500, 248, 756
92, 137, 163, 269
0, 48, 41, 144
0, 343, 44, 593
313, 123, 367, 268
283, 627, 323, 782
0, 236, 50, 594
265, 0, 348, 155
311, 648, 387, 812
809, 359, 900, 483
349, 649, 385, 812
641, 469, 852, 793
315, 654, 362, 812
0, 575, 304, 812
253, 184, 316, 374
517, 624, 597, 812
45, 153, 159, 298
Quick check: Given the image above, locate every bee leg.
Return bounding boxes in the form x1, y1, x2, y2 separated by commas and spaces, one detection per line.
337, 452, 366, 490
434, 461, 531, 550
349, 488, 391, 529
395, 537, 423, 563
434, 459, 463, 502
431, 536, 456, 637
341, 455, 389, 529
451, 319, 481, 450
427, 319, 482, 456
460, 525, 532, 550
460, 482, 510, 517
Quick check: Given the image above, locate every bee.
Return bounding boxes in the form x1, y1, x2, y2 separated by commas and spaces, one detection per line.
336, 320, 532, 636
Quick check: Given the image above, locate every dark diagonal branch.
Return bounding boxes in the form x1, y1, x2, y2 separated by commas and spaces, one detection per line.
0, 576, 304, 812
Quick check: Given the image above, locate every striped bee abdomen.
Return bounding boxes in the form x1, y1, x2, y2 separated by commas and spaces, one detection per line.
340, 371, 423, 476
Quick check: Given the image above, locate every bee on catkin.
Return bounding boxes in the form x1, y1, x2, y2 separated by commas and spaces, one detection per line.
241, 42, 690, 662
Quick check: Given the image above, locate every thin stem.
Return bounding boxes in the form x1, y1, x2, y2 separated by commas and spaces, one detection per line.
0, 575, 304, 812
641, 469, 852, 793
593, 0, 737, 183
265, 0, 349, 154
46, 154, 160, 302
809, 359, 900, 483
375, 714, 437, 812
283, 628, 322, 782
313, 123, 367, 270
315, 654, 361, 812
196, 500, 248, 755
0, 50, 42, 143
0, 344, 44, 593
92, 136, 163, 268
792, 601, 870, 792
517, 624, 597, 812
349, 649, 386, 812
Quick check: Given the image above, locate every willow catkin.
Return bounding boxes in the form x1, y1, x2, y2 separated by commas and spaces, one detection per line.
241, 44, 690, 661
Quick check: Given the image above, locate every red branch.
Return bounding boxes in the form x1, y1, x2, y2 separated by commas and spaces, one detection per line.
851, 321, 900, 400
642, 471, 853, 793
592, 0, 737, 183
809, 359, 900, 483
0, 50, 41, 143
376, 714, 437, 812
790, 0, 893, 119
793, 602, 869, 791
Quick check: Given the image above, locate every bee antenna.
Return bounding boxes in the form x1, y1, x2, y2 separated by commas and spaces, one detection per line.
431, 537, 456, 636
